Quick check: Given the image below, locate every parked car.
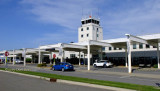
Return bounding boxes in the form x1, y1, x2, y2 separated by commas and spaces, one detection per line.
15, 59, 24, 64
52, 62, 74, 72
93, 60, 113, 68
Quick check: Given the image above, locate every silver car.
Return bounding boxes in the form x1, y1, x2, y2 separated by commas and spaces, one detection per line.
15, 59, 24, 64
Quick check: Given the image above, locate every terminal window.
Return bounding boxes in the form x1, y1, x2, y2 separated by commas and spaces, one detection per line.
70, 54, 75, 58
133, 44, 136, 49
139, 43, 143, 49
146, 44, 150, 48
109, 47, 112, 50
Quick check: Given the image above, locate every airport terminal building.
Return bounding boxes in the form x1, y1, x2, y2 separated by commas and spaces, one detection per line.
0, 16, 160, 73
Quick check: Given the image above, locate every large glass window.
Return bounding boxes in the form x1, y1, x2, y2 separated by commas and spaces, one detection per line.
81, 21, 85, 24
139, 43, 143, 49
153, 46, 157, 48
109, 47, 112, 51
133, 44, 136, 49
88, 19, 91, 23
102, 47, 105, 51
114, 47, 117, 50
97, 28, 99, 32
146, 44, 150, 48
70, 54, 75, 58
97, 34, 99, 37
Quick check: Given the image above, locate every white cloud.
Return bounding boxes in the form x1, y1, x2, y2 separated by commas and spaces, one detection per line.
101, 0, 160, 39
20, 0, 160, 41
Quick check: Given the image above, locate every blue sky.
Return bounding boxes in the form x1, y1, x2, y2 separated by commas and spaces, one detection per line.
0, 0, 160, 51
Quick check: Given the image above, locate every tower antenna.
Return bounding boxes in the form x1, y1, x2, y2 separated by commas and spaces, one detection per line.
82, 8, 83, 19
98, 8, 100, 19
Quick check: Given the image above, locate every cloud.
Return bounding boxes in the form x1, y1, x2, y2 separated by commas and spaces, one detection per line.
20, 0, 160, 41
101, 0, 160, 39
20, 0, 106, 30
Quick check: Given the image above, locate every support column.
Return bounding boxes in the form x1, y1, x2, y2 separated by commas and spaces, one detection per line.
88, 42, 90, 71
79, 51, 81, 66
13, 50, 15, 65
60, 49, 64, 62
157, 43, 160, 69
38, 48, 41, 64
100, 48, 103, 60
23, 49, 26, 66
84, 53, 85, 66
127, 40, 132, 73
5, 56, 7, 66
125, 48, 128, 67
50, 53, 52, 64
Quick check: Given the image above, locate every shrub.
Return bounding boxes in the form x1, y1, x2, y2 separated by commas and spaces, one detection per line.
153, 64, 158, 68
42, 63, 47, 67
26, 58, 32, 63
37, 64, 43, 67
37, 63, 47, 67
50, 64, 53, 67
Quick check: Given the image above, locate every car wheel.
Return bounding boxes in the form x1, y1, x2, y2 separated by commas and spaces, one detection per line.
94, 64, 97, 68
62, 68, 65, 72
52, 67, 55, 71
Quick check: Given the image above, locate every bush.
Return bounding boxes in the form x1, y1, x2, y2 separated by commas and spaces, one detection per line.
42, 63, 47, 67
26, 58, 32, 63
153, 64, 158, 68
50, 64, 53, 67
37, 63, 47, 67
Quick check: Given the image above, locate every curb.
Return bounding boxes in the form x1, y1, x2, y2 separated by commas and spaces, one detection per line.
0, 70, 135, 91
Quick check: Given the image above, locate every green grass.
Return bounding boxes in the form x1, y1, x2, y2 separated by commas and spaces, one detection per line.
0, 68, 159, 91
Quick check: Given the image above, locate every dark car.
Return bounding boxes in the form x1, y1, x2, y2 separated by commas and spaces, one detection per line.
52, 62, 74, 72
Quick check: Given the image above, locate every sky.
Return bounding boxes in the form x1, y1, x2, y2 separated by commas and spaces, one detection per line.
0, 0, 160, 51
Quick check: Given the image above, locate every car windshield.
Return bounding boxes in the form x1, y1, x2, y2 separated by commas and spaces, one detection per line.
65, 63, 71, 65
97, 60, 108, 63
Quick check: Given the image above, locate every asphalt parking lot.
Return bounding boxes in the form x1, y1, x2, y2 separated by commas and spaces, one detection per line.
1, 63, 160, 87
0, 71, 111, 91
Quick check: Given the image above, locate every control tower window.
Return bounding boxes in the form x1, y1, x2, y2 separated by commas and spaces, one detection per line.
86, 20, 88, 23
97, 21, 99, 24
92, 19, 95, 23
88, 19, 91, 23
87, 27, 89, 30
82, 21, 85, 25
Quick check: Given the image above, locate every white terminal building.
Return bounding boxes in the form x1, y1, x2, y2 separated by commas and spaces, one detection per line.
0, 15, 160, 73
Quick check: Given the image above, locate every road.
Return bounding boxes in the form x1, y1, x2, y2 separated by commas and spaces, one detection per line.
0, 71, 111, 91
1, 64, 160, 87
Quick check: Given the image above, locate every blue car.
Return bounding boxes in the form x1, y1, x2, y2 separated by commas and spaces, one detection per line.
52, 62, 74, 72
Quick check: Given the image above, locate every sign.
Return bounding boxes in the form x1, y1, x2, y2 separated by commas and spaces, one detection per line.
53, 54, 56, 58
5, 51, 9, 57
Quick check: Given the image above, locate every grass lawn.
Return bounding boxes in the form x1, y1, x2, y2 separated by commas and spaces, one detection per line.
0, 68, 159, 91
